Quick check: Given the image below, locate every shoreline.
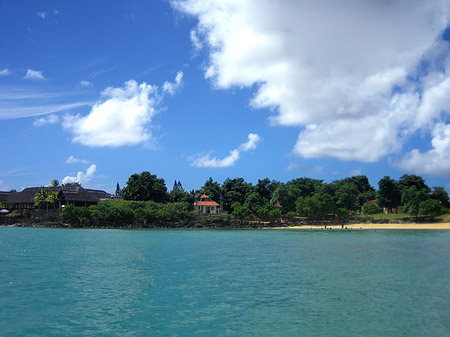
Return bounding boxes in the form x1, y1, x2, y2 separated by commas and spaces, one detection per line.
270, 223, 450, 230
2, 222, 450, 230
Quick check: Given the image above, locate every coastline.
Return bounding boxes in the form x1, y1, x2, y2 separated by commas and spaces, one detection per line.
271, 222, 450, 230
3, 221, 450, 230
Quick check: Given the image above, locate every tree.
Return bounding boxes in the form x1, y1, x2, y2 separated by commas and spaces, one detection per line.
377, 176, 401, 212
120, 171, 168, 202
402, 186, 429, 217
50, 179, 59, 187
362, 203, 381, 215
115, 182, 121, 196
419, 199, 446, 217
430, 186, 450, 208
334, 182, 359, 211
33, 188, 58, 210
296, 192, 334, 218
46, 191, 59, 209
222, 178, 252, 212
256, 178, 279, 203
197, 177, 222, 203
33, 188, 49, 209
271, 183, 299, 213
244, 191, 265, 213
398, 174, 430, 193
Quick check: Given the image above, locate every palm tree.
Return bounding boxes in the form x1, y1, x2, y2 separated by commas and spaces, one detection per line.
50, 179, 59, 187
46, 191, 59, 210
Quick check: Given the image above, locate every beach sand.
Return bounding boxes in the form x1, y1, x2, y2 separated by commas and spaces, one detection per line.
273, 223, 450, 230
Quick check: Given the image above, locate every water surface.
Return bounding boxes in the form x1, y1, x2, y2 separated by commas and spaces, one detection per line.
1, 228, 449, 336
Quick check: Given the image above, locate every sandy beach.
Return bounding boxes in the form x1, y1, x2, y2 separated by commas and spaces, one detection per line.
274, 223, 450, 230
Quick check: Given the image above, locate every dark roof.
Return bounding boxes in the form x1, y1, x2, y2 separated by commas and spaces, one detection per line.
0, 191, 12, 204
7, 184, 112, 205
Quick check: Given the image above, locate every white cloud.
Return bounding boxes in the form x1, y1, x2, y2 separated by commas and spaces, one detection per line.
190, 133, 261, 168
24, 69, 46, 81
34, 114, 59, 126
62, 164, 96, 185
239, 133, 261, 151
80, 80, 93, 87
190, 29, 203, 51
64, 72, 183, 147
394, 123, 450, 177
162, 71, 184, 95
0, 68, 10, 76
65, 155, 89, 164
36, 12, 48, 19
173, 0, 450, 168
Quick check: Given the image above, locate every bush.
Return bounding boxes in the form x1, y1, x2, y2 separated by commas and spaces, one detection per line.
362, 203, 382, 215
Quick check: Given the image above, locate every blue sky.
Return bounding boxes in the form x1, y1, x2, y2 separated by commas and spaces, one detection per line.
1, 0, 450, 193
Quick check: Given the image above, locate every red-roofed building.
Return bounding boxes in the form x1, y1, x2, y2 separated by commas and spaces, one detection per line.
194, 194, 220, 214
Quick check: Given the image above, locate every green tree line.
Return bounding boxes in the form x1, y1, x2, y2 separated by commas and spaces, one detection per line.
61, 171, 450, 225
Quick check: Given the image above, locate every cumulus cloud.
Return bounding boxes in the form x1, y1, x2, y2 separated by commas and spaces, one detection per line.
33, 114, 59, 126
173, 0, 450, 169
162, 71, 184, 95
190, 133, 261, 168
24, 69, 46, 81
62, 164, 96, 185
64, 72, 183, 147
0, 68, 10, 76
65, 155, 89, 164
394, 123, 450, 177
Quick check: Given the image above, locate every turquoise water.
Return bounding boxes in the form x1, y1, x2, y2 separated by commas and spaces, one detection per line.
1, 228, 449, 336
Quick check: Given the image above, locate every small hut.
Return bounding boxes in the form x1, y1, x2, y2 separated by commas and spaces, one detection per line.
194, 194, 220, 214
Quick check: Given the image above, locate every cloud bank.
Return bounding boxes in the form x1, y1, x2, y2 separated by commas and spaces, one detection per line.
64, 72, 183, 147
190, 133, 261, 168
173, 0, 450, 174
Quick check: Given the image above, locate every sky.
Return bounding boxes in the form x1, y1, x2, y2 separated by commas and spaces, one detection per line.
1, 0, 450, 193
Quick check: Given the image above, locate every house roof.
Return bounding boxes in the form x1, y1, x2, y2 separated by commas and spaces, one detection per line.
197, 201, 219, 206
364, 200, 377, 205
200, 194, 209, 199
0, 191, 12, 204
7, 184, 111, 205
274, 201, 282, 208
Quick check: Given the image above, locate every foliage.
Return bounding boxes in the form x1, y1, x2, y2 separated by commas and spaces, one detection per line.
33, 188, 59, 210
121, 171, 168, 202
50, 179, 59, 187
222, 178, 252, 212
196, 177, 222, 203
296, 193, 334, 218
335, 208, 350, 220
430, 186, 450, 208
362, 203, 382, 215
232, 204, 253, 219
377, 176, 401, 211
419, 199, 446, 217
62, 200, 192, 226
401, 185, 429, 217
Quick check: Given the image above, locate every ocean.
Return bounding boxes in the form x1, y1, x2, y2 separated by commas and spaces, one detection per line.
1, 227, 449, 336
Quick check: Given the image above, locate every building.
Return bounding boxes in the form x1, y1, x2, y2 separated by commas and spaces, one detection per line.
5, 183, 114, 210
194, 194, 220, 214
